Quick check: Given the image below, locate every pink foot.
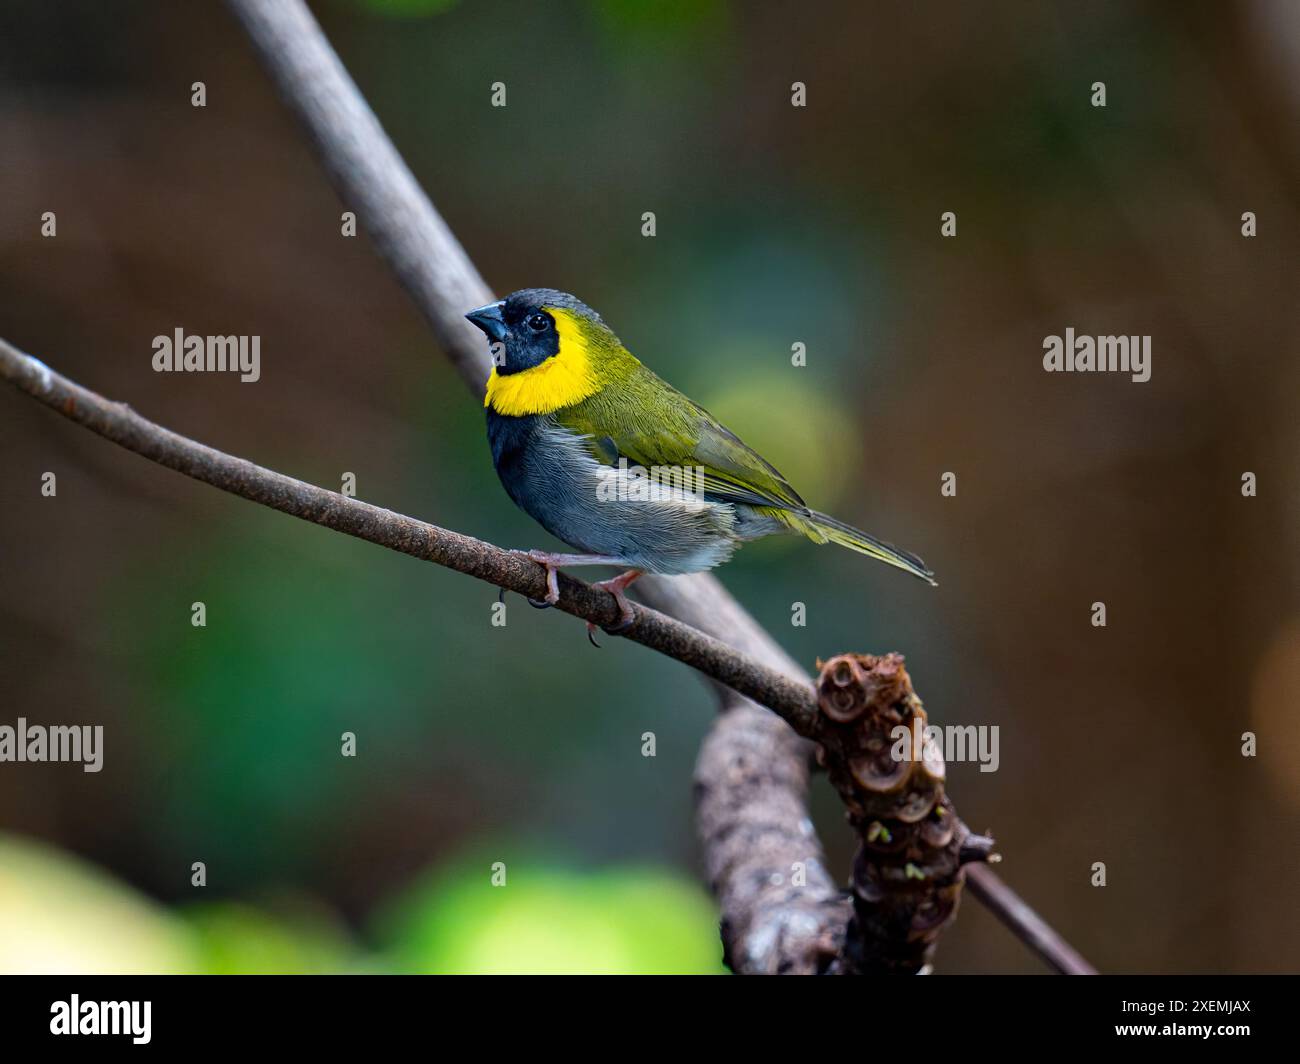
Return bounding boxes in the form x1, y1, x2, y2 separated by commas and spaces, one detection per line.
586, 570, 643, 647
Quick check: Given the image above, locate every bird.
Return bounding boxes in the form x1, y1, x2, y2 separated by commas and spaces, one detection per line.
466, 289, 935, 641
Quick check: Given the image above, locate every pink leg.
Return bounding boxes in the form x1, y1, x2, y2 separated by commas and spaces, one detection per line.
518, 550, 628, 607
586, 569, 643, 646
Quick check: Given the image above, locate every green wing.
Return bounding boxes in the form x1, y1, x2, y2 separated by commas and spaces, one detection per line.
555, 362, 938, 585
555, 363, 806, 511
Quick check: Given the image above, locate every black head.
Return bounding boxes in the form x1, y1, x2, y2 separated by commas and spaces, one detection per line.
465, 289, 604, 375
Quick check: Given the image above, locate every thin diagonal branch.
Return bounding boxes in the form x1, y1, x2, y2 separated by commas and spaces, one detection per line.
964, 865, 1096, 976
227, 0, 495, 395
0, 336, 819, 737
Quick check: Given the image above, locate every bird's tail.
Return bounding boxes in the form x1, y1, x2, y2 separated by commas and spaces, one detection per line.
774, 508, 937, 586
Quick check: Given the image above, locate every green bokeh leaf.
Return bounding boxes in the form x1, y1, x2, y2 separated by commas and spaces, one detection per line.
375, 848, 725, 974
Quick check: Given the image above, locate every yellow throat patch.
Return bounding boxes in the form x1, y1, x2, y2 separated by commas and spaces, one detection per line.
484, 306, 605, 417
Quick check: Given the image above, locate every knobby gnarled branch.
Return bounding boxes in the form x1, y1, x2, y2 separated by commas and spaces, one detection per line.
813, 653, 995, 974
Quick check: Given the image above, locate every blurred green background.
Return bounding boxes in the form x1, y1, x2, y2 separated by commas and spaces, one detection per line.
1, 0, 1297, 973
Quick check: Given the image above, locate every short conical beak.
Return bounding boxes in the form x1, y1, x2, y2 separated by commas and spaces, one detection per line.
465, 301, 508, 343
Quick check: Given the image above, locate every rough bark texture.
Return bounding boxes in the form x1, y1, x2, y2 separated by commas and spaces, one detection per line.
812, 654, 993, 974
696, 693, 850, 974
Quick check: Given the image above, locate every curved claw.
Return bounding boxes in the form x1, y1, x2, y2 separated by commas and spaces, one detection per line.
587, 625, 601, 649
527, 597, 554, 610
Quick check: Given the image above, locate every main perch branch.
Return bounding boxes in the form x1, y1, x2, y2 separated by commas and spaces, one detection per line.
0, 336, 821, 738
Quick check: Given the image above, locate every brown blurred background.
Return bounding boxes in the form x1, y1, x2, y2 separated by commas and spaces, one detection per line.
0, 0, 1297, 973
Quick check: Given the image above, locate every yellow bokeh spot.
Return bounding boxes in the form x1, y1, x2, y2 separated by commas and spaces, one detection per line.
693, 364, 859, 512
0, 834, 197, 974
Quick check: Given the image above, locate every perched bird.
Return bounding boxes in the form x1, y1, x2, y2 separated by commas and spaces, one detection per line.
466, 289, 934, 639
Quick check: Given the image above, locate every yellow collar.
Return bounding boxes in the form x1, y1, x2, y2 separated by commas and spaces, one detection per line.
484, 306, 604, 417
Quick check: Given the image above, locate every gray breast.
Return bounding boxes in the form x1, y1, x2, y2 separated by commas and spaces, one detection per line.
488, 413, 741, 575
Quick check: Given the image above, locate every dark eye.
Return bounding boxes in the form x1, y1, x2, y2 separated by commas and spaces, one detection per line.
526, 313, 549, 332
